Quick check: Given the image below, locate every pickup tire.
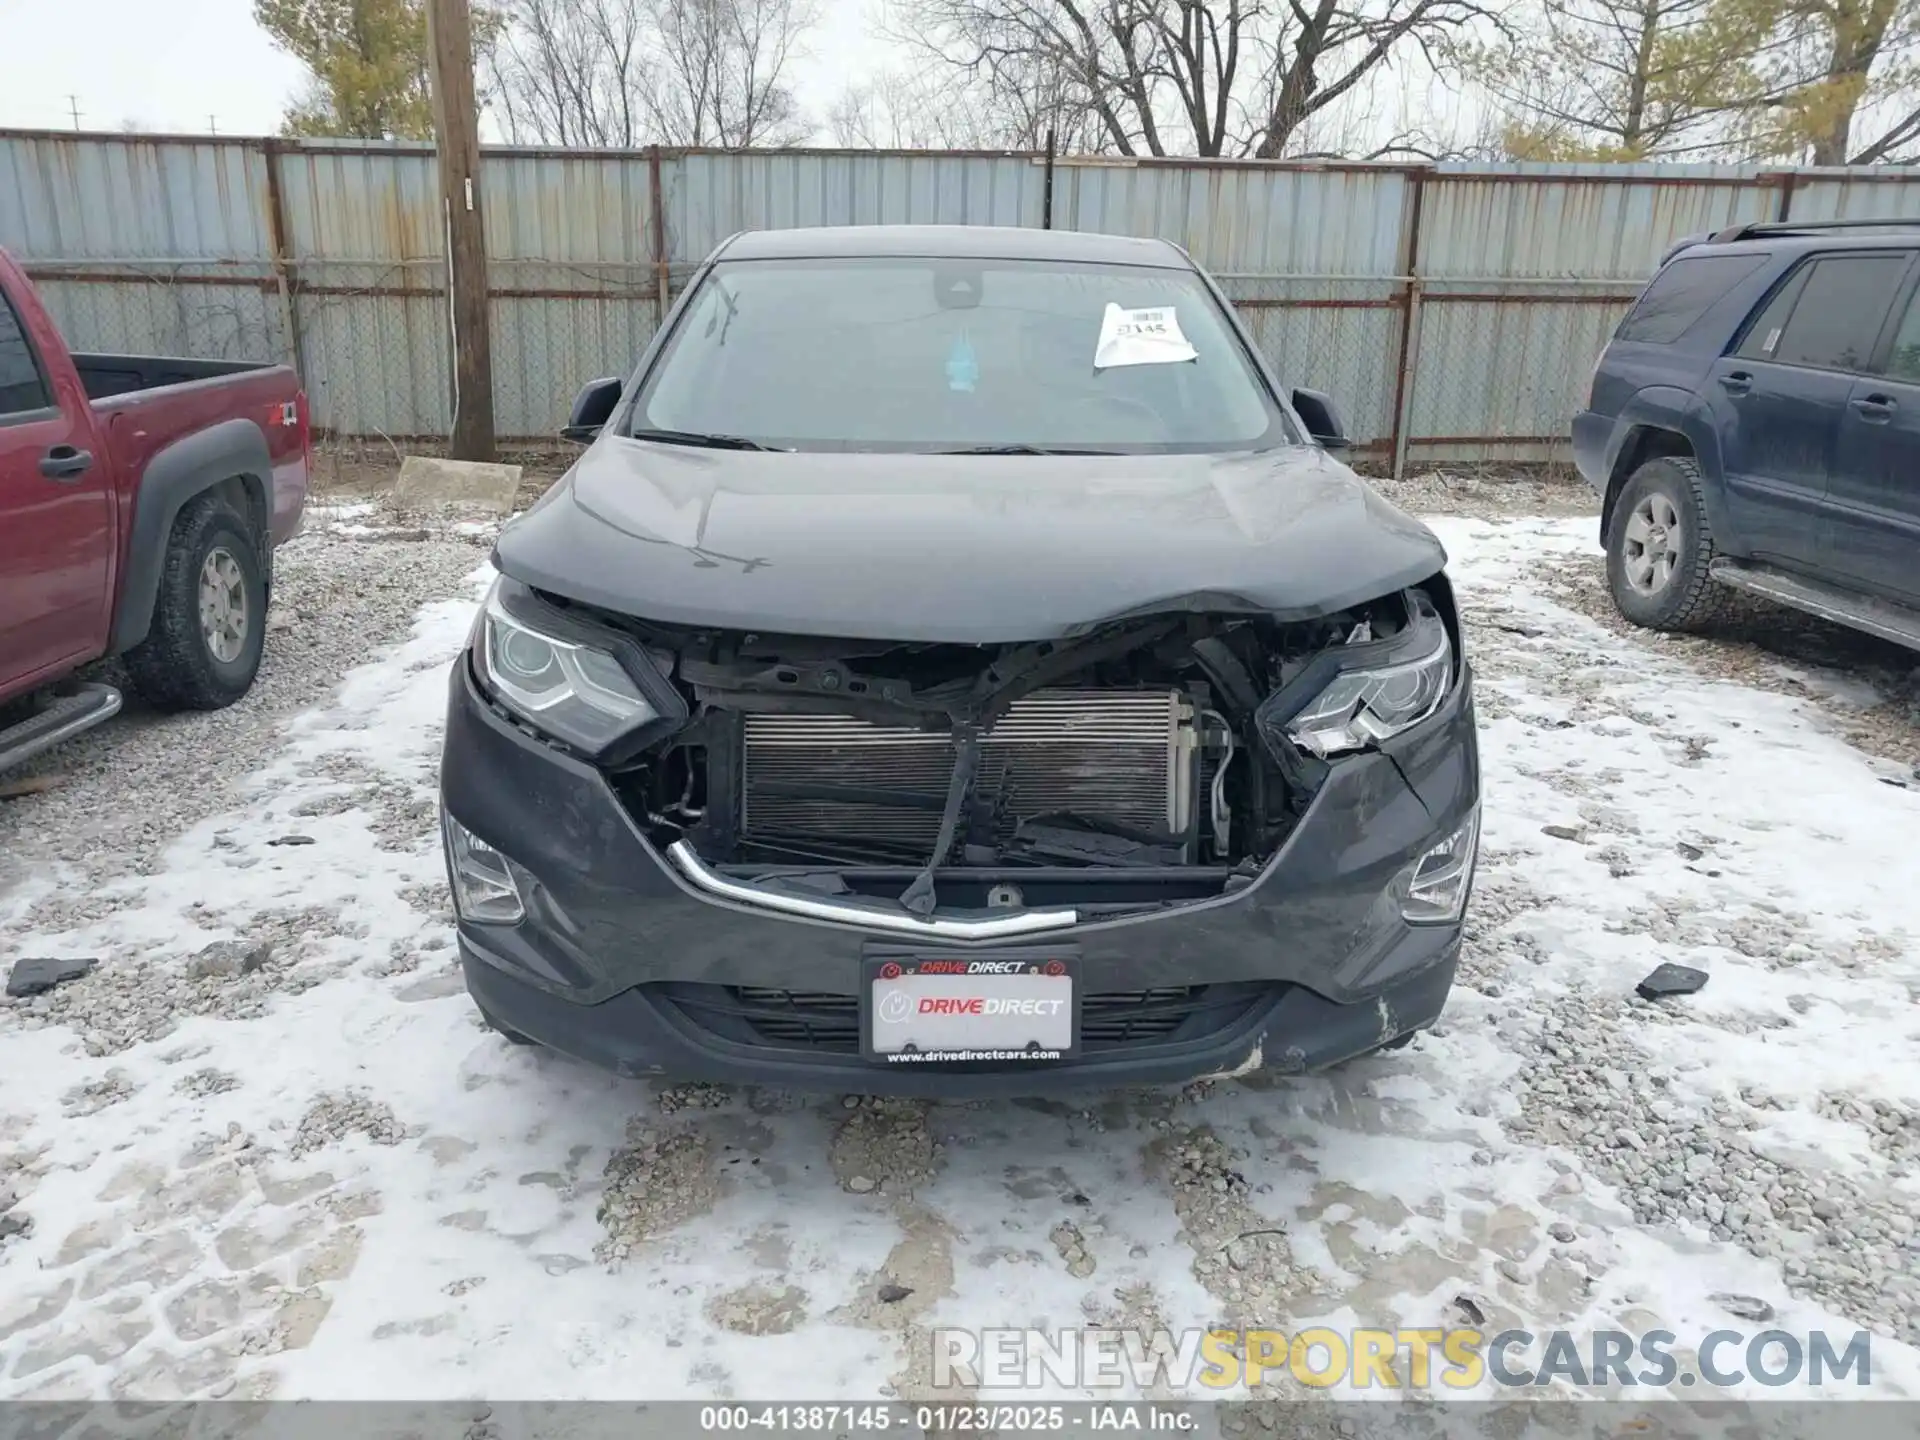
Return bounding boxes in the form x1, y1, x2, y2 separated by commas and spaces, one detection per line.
123, 493, 266, 711
1605, 456, 1730, 634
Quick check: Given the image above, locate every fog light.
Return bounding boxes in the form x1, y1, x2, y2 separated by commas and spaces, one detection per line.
1401, 808, 1478, 924
443, 811, 525, 924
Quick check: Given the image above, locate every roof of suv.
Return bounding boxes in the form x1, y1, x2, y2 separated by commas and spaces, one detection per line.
716, 224, 1191, 268
1669, 218, 1920, 264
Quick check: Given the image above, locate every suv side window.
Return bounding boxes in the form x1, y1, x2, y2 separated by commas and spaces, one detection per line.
1616, 254, 1768, 344
1736, 254, 1909, 371
1884, 287, 1920, 381
0, 290, 51, 417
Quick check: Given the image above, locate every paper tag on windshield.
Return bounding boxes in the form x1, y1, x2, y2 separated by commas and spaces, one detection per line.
1094, 303, 1198, 369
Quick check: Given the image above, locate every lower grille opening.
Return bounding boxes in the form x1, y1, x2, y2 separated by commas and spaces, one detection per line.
658, 982, 1272, 1056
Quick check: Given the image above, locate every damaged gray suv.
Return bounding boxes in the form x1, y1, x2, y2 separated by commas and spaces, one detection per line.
438, 225, 1480, 1096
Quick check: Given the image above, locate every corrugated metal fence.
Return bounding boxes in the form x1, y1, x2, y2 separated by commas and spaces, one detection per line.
6, 130, 1920, 473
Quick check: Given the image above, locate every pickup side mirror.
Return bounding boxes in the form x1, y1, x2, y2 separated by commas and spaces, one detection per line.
562, 377, 623, 443
1291, 387, 1351, 451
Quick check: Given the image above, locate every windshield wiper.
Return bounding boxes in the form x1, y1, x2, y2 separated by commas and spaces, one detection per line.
630, 427, 788, 451
936, 444, 1119, 456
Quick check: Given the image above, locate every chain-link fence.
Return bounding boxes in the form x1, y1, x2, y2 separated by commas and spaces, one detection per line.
1219, 275, 1407, 461
1404, 282, 1642, 469
23, 265, 289, 366
12, 133, 1920, 479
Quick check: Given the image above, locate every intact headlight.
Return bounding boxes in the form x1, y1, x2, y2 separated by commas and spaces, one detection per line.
477, 580, 680, 755
1284, 622, 1453, 758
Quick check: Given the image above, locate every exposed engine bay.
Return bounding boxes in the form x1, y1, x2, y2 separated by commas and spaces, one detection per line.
561, 581, 1456, 916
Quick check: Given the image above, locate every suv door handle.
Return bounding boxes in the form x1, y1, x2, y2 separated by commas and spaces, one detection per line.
1719, 371, 1753, 396
39, 445, 94, 481
1851, 394, 1897, 423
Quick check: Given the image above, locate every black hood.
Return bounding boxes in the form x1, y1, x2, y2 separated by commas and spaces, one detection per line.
492, 438, 1448, 642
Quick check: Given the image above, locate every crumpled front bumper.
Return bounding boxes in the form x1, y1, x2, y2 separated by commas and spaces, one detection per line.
439, 654, 1478, 1095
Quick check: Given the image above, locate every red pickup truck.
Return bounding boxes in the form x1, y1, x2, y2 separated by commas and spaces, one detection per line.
0, 246, 310, 771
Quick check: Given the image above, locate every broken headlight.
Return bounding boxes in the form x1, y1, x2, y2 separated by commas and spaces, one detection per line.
1285, 623, 1452, 758
1260, 591, 1455, 760
477, 577, 686, 756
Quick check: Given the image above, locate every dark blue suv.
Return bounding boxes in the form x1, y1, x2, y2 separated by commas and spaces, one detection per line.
1573, 220, 1920, 651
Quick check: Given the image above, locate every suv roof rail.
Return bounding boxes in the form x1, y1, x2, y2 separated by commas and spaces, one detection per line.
1660, 232, 1709, 265
1708, 218, 1920, 243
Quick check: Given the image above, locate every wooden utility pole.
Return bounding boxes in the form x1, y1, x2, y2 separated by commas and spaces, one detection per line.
426, 0, 496, 461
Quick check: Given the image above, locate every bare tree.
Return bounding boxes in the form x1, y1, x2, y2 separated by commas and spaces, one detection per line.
648, 0, 818, 145
1849, 84, 1920, 159
1732, 0, 1920, 162
828, 66, 1095, 147
893, 0, 1508, 157
827, 72, 985, 146
490, 0, 649, 144
829, 52, 1113, 148
490, 0, 818, 146
1455, 0, 1763, 159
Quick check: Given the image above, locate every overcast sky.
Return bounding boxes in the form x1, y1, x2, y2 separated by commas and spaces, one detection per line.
0, 0, 890, 140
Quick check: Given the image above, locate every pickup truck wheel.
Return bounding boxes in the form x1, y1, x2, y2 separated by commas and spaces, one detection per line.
1605, 456, 1729, 633
124, 495, 266, 712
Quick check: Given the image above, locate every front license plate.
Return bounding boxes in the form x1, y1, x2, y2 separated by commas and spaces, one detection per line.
862, 954, 1078, 1064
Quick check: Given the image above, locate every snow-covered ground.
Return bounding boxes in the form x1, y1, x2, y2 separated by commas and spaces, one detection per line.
0, 514, 1915, 1405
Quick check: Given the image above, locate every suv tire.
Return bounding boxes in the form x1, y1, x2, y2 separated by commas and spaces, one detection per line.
125, 492, 267, 712
1606, 456, 1729, 634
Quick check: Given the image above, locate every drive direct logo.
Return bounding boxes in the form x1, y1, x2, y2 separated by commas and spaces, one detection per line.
915, 997, 1067, 1016
913, 960, 1042, 975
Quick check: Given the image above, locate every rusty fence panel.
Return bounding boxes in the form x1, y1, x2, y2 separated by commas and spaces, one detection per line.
8, 133, 1920, 471
1395, 165, 1789, 468
0, 132, 290, 383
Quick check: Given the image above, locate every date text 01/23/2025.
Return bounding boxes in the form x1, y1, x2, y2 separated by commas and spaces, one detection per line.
698, 1405, 1198, 1431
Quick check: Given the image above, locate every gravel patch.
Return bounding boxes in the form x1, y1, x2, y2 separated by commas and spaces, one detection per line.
61, 1072, 136, 1118
1450, 528, 1920, 1348
1146, 1126, 1319, 1345
1367, 467, 1599, 520
0, 513, 487, 897
1499, 988, 1920, 1343
828, 1098, 940, 1198
5, 911, 356, 1056
705, 1282, 810, 1336
289, 1093, 406, 1158
596, 1122, 721, 1262
1530, 550, 1920, 770
174, 1069, 243, 1099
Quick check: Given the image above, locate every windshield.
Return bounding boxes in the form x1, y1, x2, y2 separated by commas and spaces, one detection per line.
632, 256, 1291, 453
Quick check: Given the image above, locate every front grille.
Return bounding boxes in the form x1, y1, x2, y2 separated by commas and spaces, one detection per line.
660, 982, 1268, 1056
740, 688, 1195, 854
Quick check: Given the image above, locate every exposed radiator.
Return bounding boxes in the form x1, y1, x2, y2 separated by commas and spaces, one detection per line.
740, 688, 1197, 855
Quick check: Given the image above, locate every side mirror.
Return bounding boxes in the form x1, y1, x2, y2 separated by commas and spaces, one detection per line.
1291, 387, 1351, 451
562, 377, 623, 443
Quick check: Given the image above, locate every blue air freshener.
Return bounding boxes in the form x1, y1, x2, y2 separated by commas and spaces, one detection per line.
946, 334, 979, 393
